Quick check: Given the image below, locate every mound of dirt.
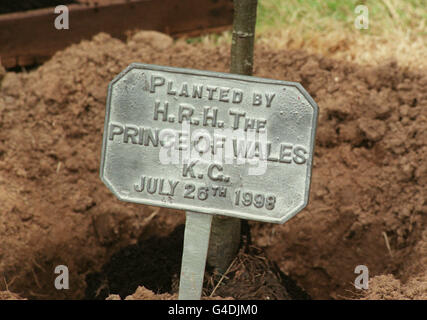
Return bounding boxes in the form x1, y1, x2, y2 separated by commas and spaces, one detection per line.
0, 31, 425, 299
363, 229, 426, 300
362, 273, 427, 300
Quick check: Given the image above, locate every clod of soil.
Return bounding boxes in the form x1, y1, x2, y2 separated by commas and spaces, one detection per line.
0, 31, 425, 300
107, 286, 177, 300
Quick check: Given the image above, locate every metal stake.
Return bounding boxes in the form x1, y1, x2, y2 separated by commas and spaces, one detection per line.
178, 211, 213, 300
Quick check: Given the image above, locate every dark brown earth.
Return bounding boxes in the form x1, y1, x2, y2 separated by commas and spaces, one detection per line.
0, 1, 77, 14
0, 31, 425, 300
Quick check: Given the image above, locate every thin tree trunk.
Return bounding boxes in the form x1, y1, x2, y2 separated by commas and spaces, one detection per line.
207, 0, 258, 274
230, 0, 258, 76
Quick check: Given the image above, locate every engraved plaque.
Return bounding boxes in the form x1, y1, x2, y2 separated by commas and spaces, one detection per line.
100, 64, 318, 223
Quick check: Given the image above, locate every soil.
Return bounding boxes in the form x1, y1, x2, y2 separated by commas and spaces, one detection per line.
0, 31, 425, 300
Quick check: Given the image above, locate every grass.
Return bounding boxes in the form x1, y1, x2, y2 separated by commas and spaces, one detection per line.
256, 0, 426, 36
191, 0, 426, 69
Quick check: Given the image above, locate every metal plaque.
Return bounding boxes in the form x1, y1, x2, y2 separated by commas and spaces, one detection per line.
100, 64, 318, 224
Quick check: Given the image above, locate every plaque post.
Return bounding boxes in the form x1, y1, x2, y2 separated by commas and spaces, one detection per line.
178, 211, 213, 300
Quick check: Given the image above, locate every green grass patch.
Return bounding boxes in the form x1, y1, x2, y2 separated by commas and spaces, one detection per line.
183, 0, 426, 57
256, 0, 426, 36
